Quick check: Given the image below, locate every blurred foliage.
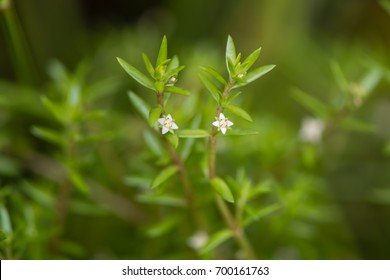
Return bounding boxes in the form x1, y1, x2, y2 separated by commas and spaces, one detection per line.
1, 0, 390, 259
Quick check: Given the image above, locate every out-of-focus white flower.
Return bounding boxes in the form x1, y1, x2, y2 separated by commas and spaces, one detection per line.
299, 117, 324, 143
187, 230, 208, 250
157, 114, 179, 134
212, 113, 234, 135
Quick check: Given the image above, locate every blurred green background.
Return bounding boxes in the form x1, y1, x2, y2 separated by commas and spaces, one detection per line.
1, 0, 390, 259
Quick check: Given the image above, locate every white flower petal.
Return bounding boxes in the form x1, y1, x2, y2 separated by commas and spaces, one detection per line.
171, 123, 179, 130
212, 121, 220, 127
166, 114, 173, 121
162, 127, 169, 134
157, 118, 165, 125
226, 120, 234, 127
219, 113, 225, 120
220, 127, 227, 134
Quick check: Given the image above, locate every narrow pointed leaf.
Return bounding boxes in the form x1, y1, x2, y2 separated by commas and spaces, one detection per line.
330, 61, 349, 94
151, 165, 178, 189
201, 66, 227, 86
226, 35, 237, 72
181, 115, 202, 161
41, 96, 65, 123
149, 106, 162, 127
156, 35, 168, 67
165, 132, 179, 148
177, 129, 209, 138
236, 64, 275, 87
199, 73, 221, 103
128, 91, 150, 121
211, 177, 234, 203
142, 53, 155, 77
199, 229, 233, 255
0, 205, 12, 234
164, 86, 190, 96
167, 56, 180, 72
339, 117, 376, 133
242, 47, 261, 71
360, 67, 382, 95
31, 126, 64, 146
226, 91, 242, 103
243, 204, 280, 227
117, 57, 155, 90
136, 194, 186, 207
69, 168, 89, 194
146, 216, 178, 237
124, 176, 152, 189
226, 129, 258, 136
165, 66, 185, 82
291, 88, 329, 118
224, 104, 252, 122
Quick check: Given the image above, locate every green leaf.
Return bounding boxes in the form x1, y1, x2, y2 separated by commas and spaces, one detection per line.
143, 131, 164, 157
146, 216, 178, 237
142, 53, 155, 77
291, 88, 329, 118
226, 35, 237, 75
234, 64, 275, 88
149, 106, 162, 127
199, 229, 233, 255
177, 129, 209, 138
128, 91, 150, 121
226, 129, 258, 136
165, 132, 179, 148
164, 66, 185, 82
243, 203, 280, 227
181, 115, 202, 161
31, 126, 64, 146
166, 56, 180, 72
339, 117, 376, 133
69, 168, 89, 194
136, 194, 186, 207
67, 84, 81, 109
151, 165, 178, 189
201, 66, 227, 86
330, 61, 349, 94
156, 35, 168, 67
117, 57, 155, 90
211, 177, 234, 203
224, 104, 253, 122
164, 86, 190, 96
242, 47, 261, 71
226, 91, 242, 103
0, 205, 12, 234
40, 96, 65, 123
124, 176, 152, 189
360, 67, 382, 95
199, 73, 221, 103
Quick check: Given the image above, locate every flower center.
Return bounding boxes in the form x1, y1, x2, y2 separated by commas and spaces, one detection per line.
164, 119, 173, 128
219, 119, 228, 128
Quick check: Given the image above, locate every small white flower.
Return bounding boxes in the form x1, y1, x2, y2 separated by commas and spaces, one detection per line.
157, 114, 179, 134
299, 117, 324, 143
212, 113, 234, 135
187, 230, 208, 250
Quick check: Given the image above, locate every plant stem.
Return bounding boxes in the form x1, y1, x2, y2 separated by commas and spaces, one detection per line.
208, 83, 257, 259
0, 0, 38, 84
156, 91, 205, 230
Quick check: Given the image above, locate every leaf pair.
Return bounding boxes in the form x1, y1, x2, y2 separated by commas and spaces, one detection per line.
226, 35, 275, 87
117, 36, 189, 96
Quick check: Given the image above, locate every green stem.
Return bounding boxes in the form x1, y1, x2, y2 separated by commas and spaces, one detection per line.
208, 82, 257, 259
156, 91, 205, 230
0, 0, 38, 84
